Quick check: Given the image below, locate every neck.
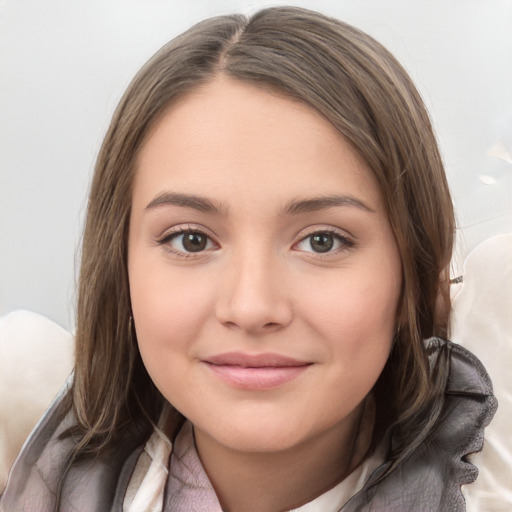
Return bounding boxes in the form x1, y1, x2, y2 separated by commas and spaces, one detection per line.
193, 400, 372, 512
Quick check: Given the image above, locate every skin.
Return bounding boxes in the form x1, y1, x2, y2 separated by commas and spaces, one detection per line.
128, 76, 402, 511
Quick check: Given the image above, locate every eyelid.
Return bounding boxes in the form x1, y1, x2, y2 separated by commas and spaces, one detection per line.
297, 224, 353, 238
156, 224, 219, 257
293, 225, 355, 255
154, 223, 354, 258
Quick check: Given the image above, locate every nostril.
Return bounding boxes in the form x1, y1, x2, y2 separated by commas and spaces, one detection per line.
224, 321, 241, 331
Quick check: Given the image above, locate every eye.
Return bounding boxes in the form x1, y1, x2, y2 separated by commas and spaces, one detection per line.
159, 228, 216, 255
295, 230, 353, 254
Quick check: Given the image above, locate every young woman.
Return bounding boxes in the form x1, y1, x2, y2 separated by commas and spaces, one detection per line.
1, 6, 496, 511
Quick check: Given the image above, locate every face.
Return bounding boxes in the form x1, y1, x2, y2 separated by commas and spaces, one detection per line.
128, 77, 402, 457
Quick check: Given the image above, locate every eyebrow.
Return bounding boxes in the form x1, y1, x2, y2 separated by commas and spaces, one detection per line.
145, 192, 374, 216
281, 194, 375, 215
145, 192, 230, 215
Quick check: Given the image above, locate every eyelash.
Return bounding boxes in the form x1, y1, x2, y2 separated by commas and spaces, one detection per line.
156, 226, 355, 258
294, 228, 355, 257
156, 226, 218, 259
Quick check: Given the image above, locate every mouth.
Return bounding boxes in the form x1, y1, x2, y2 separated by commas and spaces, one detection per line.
202, 352, 312, 391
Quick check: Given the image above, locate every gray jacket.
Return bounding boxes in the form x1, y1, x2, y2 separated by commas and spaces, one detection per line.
1, 338, 497, 511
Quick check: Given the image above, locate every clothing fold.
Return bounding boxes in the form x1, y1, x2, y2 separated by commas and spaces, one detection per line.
0, 338, 497, 512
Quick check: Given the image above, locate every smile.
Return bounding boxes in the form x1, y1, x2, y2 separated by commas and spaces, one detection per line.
202, 352, 312, 391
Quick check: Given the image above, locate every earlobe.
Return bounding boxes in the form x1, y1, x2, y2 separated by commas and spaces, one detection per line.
128, 314, 138, 347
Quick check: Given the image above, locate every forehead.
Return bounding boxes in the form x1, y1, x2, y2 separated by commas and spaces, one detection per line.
133, 76, 383, 213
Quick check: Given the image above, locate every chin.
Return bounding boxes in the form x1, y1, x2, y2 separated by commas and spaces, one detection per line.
219, 428, 306, 454
194, 410, 323, 455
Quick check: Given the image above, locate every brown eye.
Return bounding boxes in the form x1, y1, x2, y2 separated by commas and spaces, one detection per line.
182, 232, 207, 252
162, 229, 215, 254
295, 229, 354, 255
310, 233, 334, 253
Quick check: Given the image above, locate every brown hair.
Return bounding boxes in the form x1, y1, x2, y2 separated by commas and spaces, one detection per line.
66, 4, 454, 493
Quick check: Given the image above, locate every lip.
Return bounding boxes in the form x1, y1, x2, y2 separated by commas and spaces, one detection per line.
202, 352, 312, 391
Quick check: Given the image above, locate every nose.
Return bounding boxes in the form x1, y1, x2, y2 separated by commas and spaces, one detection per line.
215, 251, 293, 335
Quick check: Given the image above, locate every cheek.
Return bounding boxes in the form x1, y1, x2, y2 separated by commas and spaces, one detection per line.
302, 257, 401, 387
128, 257, 213, 375
315, 291, 396, 413
308, 273, 399, 341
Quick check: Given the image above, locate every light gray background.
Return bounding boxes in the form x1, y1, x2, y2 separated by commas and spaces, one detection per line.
1, 0, 511, 330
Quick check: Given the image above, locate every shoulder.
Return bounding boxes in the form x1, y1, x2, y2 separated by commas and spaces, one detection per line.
0, 378, 149, 512
424, 338, 497, 475
343, 337, 497, 512
425, 337, 494, 398
0, 377, 74, 511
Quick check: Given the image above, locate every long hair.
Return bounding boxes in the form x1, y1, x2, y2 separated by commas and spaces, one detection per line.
66, 4, 454, 494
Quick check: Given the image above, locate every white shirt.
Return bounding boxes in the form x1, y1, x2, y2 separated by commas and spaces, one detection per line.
124, 419, 386, 512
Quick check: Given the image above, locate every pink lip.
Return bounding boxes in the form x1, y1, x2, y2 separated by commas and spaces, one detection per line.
202, 352, 312, 391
